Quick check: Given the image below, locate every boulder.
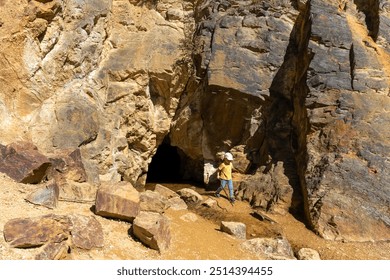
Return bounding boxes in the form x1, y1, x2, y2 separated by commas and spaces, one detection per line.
69, 215, 104, 250
0, 142, 51, 184
177, 188, 203, 204
139, 190, 169, 213
35, 241, 70, 260
167, 197, 188, 210
220, 221, 246, 240
202, 198, 217, 208
297, 248, 321, 260
25, 179, 59, 209
57, 180, 98, 203
3, 214, 72, 248
241, 237, 296, 260
132, 211, 171, 252
154, 184, 180, 199
95, 181, 140, 221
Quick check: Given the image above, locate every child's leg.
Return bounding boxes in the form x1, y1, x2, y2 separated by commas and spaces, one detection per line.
216, 180, 227, 195
228, 179, 234, 201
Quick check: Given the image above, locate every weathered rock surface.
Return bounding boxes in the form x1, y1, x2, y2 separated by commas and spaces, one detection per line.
167, 196, 188, 211
69, 214, 104, 250
297, 247, 321, 260
220, 221, 246, 240
177, 188, 203, 204
95, 181, 140, 222
139, 190, 169, 213
0, 142, 51, 184
154, 184, 180, 199
25, 180, 59, 209
132, 211, 171, 252
241, 237, 296, 260
0, 0, 389, 242
34, 241, 70, 260
3, 214, 71, 248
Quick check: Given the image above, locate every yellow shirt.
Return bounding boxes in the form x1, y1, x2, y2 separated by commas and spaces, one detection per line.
218, 162, 232, 180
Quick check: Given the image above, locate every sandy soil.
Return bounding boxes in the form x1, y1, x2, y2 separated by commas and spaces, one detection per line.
0, 174, 389, 260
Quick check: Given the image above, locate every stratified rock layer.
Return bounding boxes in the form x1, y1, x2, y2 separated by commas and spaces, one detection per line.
0, 0, 389, 241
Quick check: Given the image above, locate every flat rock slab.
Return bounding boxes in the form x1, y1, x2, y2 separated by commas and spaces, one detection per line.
167, 197, 188, 210
132, 211, 171, 252
95, 181, 140, 221
3, 214, 72, 248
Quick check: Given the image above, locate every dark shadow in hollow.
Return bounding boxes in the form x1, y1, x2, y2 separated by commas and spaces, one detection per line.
146, 140, 182, 183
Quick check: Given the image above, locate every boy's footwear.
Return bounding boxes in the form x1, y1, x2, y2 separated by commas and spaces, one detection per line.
230, 198, 235, 204
214, 192, 220, 198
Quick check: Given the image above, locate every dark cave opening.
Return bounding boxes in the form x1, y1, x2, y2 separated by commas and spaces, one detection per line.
146, 140, 182, 183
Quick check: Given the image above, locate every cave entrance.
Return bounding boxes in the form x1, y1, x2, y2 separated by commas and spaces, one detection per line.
146, 139, 183, 183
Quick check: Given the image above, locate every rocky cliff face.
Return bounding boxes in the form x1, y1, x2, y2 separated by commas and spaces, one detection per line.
0, 0, 389, 242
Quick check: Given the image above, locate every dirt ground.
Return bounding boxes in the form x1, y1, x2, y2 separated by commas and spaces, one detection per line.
0, 174, 389, 260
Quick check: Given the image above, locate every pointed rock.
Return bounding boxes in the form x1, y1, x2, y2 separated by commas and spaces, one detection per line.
220, 221, 246, 239
25, 180, 59, 209
95, 181, 140, 221
132, 211, 171, 252
69, 214, 104, 250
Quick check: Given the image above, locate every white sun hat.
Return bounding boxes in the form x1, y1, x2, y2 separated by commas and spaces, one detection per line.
224, 152, 233, 161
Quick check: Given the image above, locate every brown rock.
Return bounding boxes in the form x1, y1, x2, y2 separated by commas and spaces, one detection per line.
3, 214, 71, 248
177, 188, 203, 204
139, 190, 169, 213
153, 184, 180, 199
132, 211, 171, 252
35, 241, 70, 260
25, 179, 59, 209
69, 215, 104, 250
0, 142, 51, 184
220, 221, 246, 240
241, 237, 296, 260
95, 181, 140, 221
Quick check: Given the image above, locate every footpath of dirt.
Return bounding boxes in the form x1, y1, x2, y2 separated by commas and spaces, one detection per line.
0, 175, 389, 260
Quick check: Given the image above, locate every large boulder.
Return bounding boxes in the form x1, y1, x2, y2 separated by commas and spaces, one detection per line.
0, 142, 51, 184
177, 188, 203, 204
132, 211, 171, 252
95, 181, 140, 221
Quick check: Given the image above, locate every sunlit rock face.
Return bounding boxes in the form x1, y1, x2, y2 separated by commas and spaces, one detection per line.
0, 0, 389, 241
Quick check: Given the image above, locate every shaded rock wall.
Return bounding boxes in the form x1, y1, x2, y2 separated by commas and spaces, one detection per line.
0, 0, 389, 241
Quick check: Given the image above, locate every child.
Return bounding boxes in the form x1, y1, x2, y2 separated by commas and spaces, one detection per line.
215, 152, 235, 203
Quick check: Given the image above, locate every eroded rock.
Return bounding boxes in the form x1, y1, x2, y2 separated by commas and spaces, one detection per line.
132, 211, 171, 252
95, 181, 140, 221
220, 221, 246, 240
